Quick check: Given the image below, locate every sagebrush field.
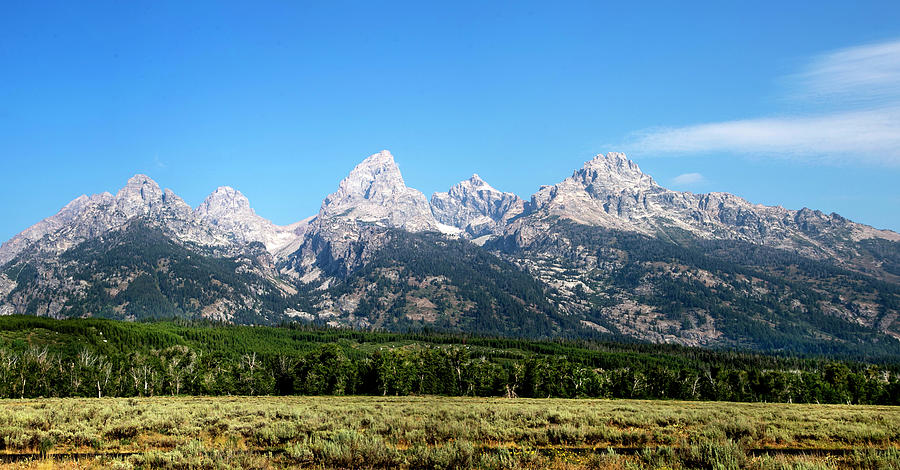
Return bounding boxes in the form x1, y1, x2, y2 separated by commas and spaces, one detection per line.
0, 396, 897, 469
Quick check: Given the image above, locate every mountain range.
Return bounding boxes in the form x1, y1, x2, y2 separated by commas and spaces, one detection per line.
2, 150, 899, 356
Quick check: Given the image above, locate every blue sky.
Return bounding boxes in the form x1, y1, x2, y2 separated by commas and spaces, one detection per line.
2, 1, 900, 242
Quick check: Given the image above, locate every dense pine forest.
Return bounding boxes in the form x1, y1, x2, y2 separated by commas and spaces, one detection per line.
0, 315, 897, 404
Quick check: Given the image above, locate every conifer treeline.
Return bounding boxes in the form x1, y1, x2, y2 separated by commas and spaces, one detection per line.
0, 316, 897, 404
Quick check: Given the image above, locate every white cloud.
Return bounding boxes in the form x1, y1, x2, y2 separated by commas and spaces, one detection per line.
793, 40, 900, 104
626, 39, 900, 166
631, 107, 900, 166
672, 172, 705, 185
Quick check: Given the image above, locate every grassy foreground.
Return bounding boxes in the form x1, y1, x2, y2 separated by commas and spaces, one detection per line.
0, 396, 897, 469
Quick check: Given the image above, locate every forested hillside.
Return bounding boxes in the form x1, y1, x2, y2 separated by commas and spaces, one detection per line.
0, 316, 897, 404
2, 220, 314, 324
490, 221, 900, 357
324, 230, 573, 336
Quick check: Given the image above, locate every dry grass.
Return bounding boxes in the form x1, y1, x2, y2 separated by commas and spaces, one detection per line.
0, 396, 897, 469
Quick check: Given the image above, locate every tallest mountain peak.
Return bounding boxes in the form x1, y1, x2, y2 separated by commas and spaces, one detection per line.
114, 173, 192, 218
319, 150, 438, 231
365, 149, 394, 162
117, 173, 164, 205
354, 150, 397, 172
343, 150, 403, 187
124, 173, 161, 189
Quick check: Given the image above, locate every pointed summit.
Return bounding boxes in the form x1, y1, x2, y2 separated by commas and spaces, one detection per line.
325, 150, 405, 207
362, 149, 396, 165
195, 186, 299, 253
115, 174, 167, 216
431, 174, 524, 237
117, 174, 162, 200
197, 186, 252, 217
584, 151, 628, 166
575, 152, 656, 192
527, 151, 659, 226
112, 173, 194, 218
465, 174, 498, 192
319, 150, 438, 231
350, 150, 400, 181
125, 173, 158, 185
582, 152, 647, 176
0, 192, 113, 265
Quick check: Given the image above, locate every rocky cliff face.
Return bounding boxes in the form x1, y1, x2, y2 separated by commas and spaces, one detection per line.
196, 186, 301, 254
0, 175, 237, 267
431, 174, 525, 237
511, 152, 899, 276
318, 150, 440, 232
0, 193, 109, 266
283, 150, 453, 286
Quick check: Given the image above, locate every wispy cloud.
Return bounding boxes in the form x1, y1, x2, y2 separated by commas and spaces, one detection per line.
793, 40, 900, 104
626, 39, 900, 166
672, 172, 705, 185
154, 155, 168, 169
632, 107, 900, 165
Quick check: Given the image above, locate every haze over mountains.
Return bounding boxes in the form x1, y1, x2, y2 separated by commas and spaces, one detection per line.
2, 151, 899, 356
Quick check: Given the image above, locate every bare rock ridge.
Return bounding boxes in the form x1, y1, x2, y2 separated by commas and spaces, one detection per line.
431, 174, 525, 237
196, 186, 299, 253
281, 150, 444, 286
0, 193, 107, 266
2, 151, 897, 271
318, 150, 439, 232
0, 175, 234, 266
513, 152, 899, 263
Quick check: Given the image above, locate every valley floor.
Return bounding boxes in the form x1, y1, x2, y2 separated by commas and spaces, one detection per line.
0, 396, 897, 469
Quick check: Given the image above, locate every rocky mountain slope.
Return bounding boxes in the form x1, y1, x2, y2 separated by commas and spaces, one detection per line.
318, 150, 441, 232
196, 186, 302, 254
515, 153, 899, 278
1, 149, 898, 356
431, 174, 525, 238
0, 175, 235, 267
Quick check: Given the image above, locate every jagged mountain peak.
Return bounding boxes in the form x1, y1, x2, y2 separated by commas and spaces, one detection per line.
113, 174, 192, 218
125, 173, 158, 185
0, 174, 208, 266
517, 151, 900, 271
322, 151, 407, 209
362, 149, 395, 164
449, 174, 494, 194
431, 174, 525, 238
584, 151, 629, 166
193, 186, 303, 255
527, 152, 658, 223
318, 150, 438, 232
197, 186, 252, 216
577, 152, 656, 189
344, 150, 401, 183
117, 174, 162, 200
467, 173, 488, 185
